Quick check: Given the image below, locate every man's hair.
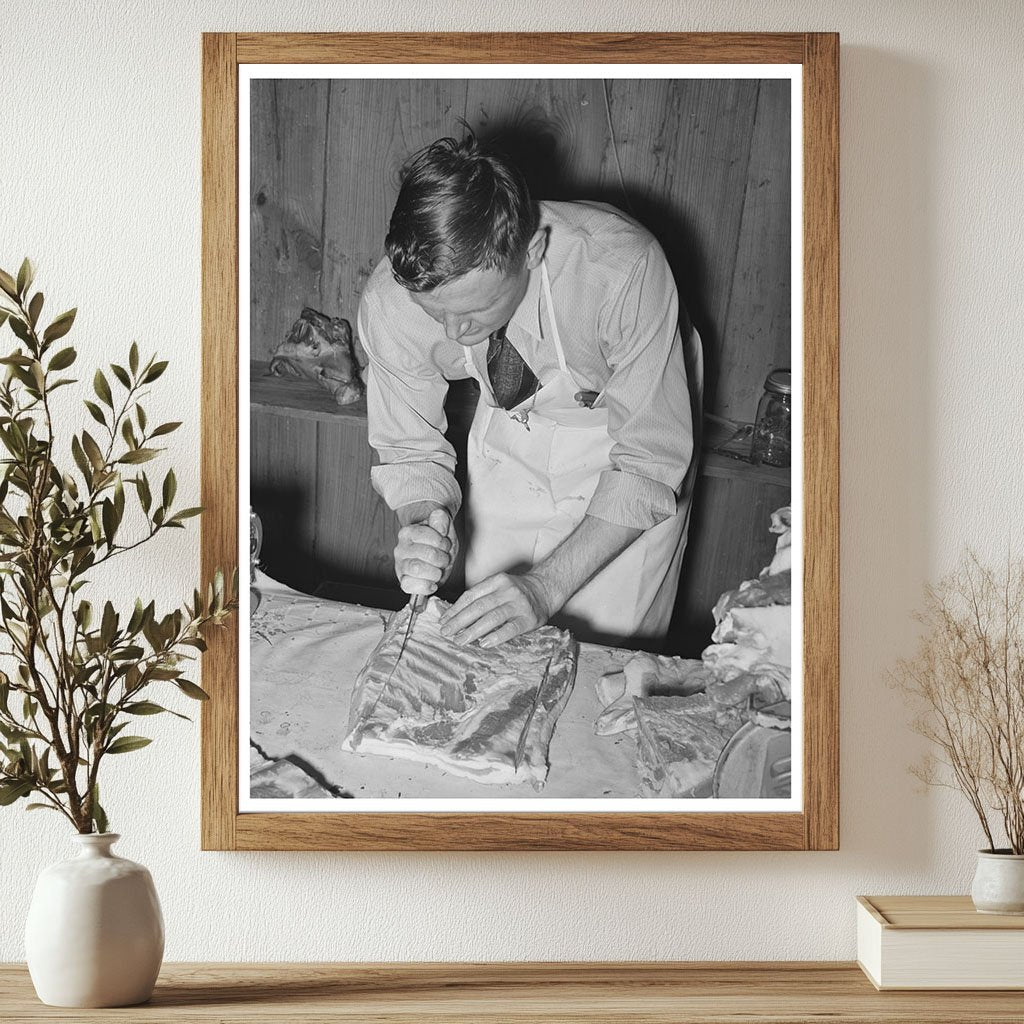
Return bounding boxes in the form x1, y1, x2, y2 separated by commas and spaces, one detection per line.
385, 135, 539, 292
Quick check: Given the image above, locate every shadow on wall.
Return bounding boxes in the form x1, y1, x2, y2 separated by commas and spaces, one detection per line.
837, 47, 937, 869
477, 116, 713, 383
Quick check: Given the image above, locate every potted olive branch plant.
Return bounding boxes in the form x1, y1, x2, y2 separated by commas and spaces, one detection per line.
894, 551, 1024, 914
0, 258, 237, 1007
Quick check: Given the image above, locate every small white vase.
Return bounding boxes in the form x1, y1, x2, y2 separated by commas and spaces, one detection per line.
24, 833, 164, 1007
970, 849, 1024, 915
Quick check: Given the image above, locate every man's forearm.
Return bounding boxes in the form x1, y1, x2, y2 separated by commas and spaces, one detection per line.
525, 514, 642, 613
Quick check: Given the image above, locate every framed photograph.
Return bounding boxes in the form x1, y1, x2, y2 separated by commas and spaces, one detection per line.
201, 32, 838, 850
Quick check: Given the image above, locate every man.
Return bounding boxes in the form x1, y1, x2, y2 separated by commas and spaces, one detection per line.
358, 135, 700, 649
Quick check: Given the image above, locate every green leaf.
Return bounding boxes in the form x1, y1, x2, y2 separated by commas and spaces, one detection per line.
136, 404, 147, 432
8, 317, 32, 345
71, 435, 92, 482
175, 679, 210, 701
100, 601, 117, 647
168, 507, 203, 524
142, 361, 168, 383
42, 308, 76, 344
27, 292, 43, 328
118, 448, 157, 465
150, 421, 181, 438
110, 363, 131, 389
93, 369, 113, 408
26, 803, 61, 813
84, 400, 107, 427
124, 700, 176, 716
0, 779, 33, 805
162, 468, 176, 508
129, 342, 139, 376
16, 258, 34, 299
135, 473, 152, 513
0, 269, 18, 300
105, 735, 152, 755
121, 418, 137, 449
81, 431, 105, 472
0, 310, 8, 331
101, 498, 117, 546
91, 785, 108, 834
48, 346, 77, 371
76, 600, 93, 630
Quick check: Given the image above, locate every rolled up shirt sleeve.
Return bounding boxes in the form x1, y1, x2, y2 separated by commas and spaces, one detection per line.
358, 293, 462, 517
587, 246, 694, 531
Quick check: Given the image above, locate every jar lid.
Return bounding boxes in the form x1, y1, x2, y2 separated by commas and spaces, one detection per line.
764, 369, 792, 395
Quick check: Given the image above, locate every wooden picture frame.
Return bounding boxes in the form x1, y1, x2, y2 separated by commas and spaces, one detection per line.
201, 32, 838, 851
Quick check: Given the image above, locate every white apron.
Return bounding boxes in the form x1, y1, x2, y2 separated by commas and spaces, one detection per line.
462, 261, 699, 647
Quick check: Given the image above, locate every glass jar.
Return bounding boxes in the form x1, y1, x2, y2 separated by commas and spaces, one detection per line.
750, 369, 792, 468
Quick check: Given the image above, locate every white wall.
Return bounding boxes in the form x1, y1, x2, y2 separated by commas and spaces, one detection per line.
2, 0, 1022, 961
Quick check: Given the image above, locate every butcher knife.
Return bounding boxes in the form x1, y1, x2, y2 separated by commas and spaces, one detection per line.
514, 654, 553, 772
392, 508, 449, 671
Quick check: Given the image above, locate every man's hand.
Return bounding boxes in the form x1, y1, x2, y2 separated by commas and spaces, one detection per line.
439, 515, 644, 647
439, 572, 552, 648
394, 506, 454, 598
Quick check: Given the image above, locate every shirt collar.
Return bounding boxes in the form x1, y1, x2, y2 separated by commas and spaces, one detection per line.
508, 261, 544, 342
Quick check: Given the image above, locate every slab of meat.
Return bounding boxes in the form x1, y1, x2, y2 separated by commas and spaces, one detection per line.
634, 695, 742, 798
342, 598, 578, 789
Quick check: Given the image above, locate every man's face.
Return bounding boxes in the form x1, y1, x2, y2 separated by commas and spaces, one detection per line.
408, 262, 531, 348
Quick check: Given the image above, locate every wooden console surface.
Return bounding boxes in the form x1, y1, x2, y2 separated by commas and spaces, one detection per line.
2, 962, 1023, 1022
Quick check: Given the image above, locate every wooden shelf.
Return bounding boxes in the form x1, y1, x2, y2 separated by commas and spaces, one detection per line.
249, 361, 369, 423
2, 962, 1022, 1022
249, 360, 790, 489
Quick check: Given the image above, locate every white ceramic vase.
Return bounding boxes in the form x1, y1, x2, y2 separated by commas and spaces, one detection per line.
25, 833, 164, 1007
970, 849, 1024, 915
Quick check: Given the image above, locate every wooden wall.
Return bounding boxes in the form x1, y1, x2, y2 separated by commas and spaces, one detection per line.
249, 77, 791, 419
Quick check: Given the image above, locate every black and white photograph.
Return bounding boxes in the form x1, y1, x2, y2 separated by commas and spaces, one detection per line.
242, 65, 800, 810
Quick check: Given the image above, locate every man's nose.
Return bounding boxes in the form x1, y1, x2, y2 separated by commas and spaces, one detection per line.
443, 315, 471, 341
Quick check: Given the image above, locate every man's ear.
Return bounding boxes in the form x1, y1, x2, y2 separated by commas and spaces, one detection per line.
524, 227, 548, 270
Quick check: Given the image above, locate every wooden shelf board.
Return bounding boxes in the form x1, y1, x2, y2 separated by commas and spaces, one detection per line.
3, 962, 1024, 1022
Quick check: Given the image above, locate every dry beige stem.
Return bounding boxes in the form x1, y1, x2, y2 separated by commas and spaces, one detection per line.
893, 551, 1024, 854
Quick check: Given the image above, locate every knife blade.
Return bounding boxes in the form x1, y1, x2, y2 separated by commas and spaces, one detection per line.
355, 593, 424, 740
394, 593, 426, 669
514, 654, 553, 772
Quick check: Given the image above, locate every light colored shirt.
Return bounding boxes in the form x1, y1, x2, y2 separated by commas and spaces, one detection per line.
357, 200, 694, 531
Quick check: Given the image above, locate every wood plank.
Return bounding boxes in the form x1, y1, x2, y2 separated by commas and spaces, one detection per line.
249, 412, 319, 592
313, 416, 398, 586
597, 78, 759, 419
250, 360, 368, 422
248, 79, 330, 362
719, 78, 793, 421
320, 79, 470, 339
236, 32, 808, 64
3, 962, 1024, 1022
233, 811, 806, 852
200, 32, 238, 852
801, 32, 840, 853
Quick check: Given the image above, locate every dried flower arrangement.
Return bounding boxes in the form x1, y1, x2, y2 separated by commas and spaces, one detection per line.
894, 551, 1024, 854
